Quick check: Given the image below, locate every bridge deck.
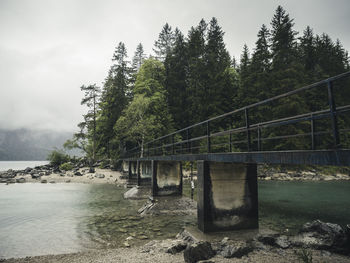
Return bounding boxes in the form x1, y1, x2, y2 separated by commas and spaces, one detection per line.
124, 149, 350, 166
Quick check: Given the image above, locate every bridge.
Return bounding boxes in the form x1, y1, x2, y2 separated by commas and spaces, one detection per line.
120, 71, 350, 233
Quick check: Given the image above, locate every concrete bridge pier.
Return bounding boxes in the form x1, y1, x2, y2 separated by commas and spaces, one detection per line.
151, 161, 183, 196
197, 161, 258, 233
127, 161, 138, 186
122, 161, 129, 174
137, 161, 152, 187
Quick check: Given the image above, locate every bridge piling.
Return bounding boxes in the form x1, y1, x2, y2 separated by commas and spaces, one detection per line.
151, 161, 183, 196
137, 161, 152, 187
197, 161, 258, 233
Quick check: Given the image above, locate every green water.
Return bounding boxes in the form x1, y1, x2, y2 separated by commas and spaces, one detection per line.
1, 181, 349, 259
0, 183, 195, 259
258, 180, 350, 233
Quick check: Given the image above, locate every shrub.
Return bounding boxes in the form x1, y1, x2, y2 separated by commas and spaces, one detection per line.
47, 149, 69, 166
59, 162, 73, 171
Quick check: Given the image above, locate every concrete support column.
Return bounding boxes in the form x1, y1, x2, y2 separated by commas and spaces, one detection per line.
197, 161, 258, 233
151, 161, 183, 196
122, 161, 129, 174
137, 160, 141, 186
138, 161, 152, 187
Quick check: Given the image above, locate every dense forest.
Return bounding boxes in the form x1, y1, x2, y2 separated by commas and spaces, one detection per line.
64, 6, 350, 161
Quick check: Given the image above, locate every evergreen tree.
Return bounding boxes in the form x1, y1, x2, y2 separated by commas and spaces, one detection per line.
64, 84, 100, 162
186, 19, 207, 125
237, 44, 251, 108
204, 17, 235, 121
96, 42, 130, 158
270, 5, 298, 72
130, 43, 146, 88
165, 28, 189, 128
153, 23, 175, 61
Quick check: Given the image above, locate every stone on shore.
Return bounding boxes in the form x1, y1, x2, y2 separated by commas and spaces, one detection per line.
183, 241, 214, 263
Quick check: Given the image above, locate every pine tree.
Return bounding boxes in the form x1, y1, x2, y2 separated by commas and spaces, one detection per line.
96, 42, 130, 158
132, 43, 146, 73
204, 17, 234, 120
270, 5, 298, 72
153, 23, 175, 61
186, 19, 207, 125
165, 28, 189, 128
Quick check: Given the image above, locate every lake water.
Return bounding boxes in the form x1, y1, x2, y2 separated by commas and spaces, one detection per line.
0, 181, 350, 259
0, 161, 49, 171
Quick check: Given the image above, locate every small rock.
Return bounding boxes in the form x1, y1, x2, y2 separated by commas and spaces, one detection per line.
183, 241, 214, 263
126, 236, 134, 241
16, 178, 26, 183
220, 237, 229, 245
220, 243, 253, 258
74, 171, 82, 176
166, 240, 187, 254
49, 181, 55, 184
65, 180, 71, 183
124, 242, 130, 247
41, 179, 47, 183
95, 173, 105, 179
24, 167, 32, 173
31, 174, 40, 179
321, 250, 331, 257
275, 235, 290, 249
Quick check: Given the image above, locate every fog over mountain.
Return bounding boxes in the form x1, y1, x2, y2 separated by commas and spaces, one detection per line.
0, 129, 76, 160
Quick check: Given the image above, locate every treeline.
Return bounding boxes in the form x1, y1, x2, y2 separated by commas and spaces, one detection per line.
65, 5, 349, 161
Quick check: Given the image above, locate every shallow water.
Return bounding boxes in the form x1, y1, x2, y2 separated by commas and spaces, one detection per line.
258, 180, 350, 233
1, 181, 350, 259
0, 183, 195, 259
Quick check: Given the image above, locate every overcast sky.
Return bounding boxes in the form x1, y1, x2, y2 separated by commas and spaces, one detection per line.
0, 0, 349, 133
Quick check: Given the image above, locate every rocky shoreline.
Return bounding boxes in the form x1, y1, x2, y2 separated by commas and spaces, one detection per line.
0, 163, 125, 185
2, 220, 350, 263
1, 162, 350, 185
1, 162, 350, 262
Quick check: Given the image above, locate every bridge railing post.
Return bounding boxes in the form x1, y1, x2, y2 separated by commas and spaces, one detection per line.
257, 125, 261, 151
311, 115, 315, 150
207, 121, 211, 153
327, 80, 340, 148
245, 108, 251, 151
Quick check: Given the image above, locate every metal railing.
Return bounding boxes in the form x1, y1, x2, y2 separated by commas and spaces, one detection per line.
123, 71, 350, 158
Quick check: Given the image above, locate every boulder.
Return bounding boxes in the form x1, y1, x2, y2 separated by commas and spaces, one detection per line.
219, 242, 253, 258
24, 167, 32, 173
291, 220, 348, 251
74, 171, 82, 176
183, 241, 214, 263
166, 240, 187, 254
31, 174, 40, 179
16, 177, 26, 183
176, 229, 198, 244
275, 235, 291, 249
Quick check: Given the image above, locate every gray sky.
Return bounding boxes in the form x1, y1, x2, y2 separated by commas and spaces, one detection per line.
0, 0, 349, 132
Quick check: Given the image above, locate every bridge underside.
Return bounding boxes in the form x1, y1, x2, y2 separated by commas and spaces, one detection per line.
124, 149, 350, 167
122, 149, 350, 233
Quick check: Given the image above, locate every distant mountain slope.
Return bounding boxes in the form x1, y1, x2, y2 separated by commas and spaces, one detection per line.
0, 129, 75, 160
